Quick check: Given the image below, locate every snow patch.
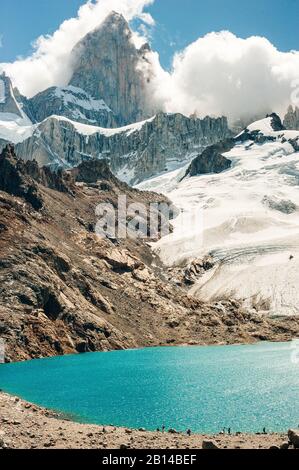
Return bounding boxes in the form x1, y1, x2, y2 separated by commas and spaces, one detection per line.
53, 86, 112, 113
48, 115, 156, 137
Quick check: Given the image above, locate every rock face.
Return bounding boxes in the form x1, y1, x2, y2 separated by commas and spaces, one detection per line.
0, 73, 23, 118
283, 105, 299, 130
69, 12, 154, 126
16, 112, 231, 184
23, 86, 116, 128
185, 138, 234, 178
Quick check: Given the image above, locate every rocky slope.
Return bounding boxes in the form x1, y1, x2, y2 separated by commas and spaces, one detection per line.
14, 112, 230, 184
1, 145, 298, 362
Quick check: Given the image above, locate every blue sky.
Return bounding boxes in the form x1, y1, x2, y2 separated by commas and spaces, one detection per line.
0, 0, 298, 68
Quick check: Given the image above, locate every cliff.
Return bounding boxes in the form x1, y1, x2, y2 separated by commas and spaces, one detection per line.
15, 112, 231, 184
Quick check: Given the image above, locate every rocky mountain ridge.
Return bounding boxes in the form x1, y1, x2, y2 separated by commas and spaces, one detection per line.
10, 112, 231, 184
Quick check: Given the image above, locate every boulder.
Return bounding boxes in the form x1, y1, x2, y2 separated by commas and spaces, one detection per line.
202, 440, 220, 450
288, 429, 299, 448
185, 139, 234, 178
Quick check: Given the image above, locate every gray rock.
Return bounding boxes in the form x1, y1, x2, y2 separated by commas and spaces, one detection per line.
262, 196, 297, 214
185, 139, 234, 178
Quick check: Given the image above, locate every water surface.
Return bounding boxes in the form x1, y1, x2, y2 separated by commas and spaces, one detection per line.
1, 342, 298, 433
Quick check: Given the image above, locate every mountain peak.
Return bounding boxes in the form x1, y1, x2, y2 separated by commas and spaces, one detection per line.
103, 11, 128, 26
69, 11, 154, 126
0, 73, 23, 118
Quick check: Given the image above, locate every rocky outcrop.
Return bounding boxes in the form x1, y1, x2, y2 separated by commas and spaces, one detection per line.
22, 86, 117, 128
262, 195, 297, 214
0, 145, 43, 210
69, 12, 155, 126
16, 112, 231, 184
283, 105, 299, 130
185, 138, 234, 178
0, 144, 74, 202
268, 112, 285, 132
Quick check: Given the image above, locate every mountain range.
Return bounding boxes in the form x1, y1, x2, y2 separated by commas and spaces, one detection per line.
1, 11, 299, 361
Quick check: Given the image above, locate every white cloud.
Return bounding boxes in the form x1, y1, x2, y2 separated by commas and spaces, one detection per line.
0, 0, 154, 97
1, 0, 299, 123
149, 31, 299, 122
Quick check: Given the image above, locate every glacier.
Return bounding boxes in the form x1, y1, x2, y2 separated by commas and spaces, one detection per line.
139, 117, 299, 316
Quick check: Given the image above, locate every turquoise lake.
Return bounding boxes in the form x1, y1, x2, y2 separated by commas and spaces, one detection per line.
1, 342, 299, 434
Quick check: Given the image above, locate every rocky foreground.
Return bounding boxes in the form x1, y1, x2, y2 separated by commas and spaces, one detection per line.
1, 392, 298, 450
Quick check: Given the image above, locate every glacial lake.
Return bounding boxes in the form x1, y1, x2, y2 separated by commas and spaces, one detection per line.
1, 342, 299, 434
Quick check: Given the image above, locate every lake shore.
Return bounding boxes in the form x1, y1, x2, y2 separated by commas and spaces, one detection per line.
0, 392, 290, 450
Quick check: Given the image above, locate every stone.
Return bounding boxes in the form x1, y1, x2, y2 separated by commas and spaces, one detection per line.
288, 429, 299, 449
262, 195, 297, 214
202, 440, 220, 449
280, 442, 289, 450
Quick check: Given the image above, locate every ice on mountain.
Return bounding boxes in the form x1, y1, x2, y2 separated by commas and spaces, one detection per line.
54, 86, 112, 113
143, 117, 299, 316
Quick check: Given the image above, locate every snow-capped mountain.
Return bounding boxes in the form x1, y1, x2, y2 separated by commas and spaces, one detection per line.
15, 12, 155, 129
140, 114, 299, 316
0, 11, 230, 183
